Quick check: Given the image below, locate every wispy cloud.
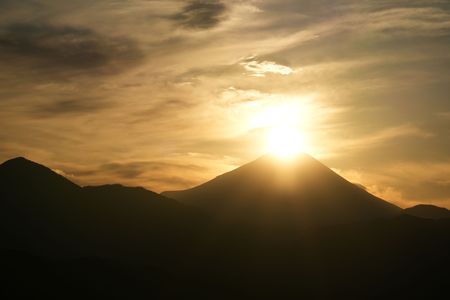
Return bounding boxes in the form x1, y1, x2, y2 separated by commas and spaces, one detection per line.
437, 111, 450, 119
240, 56, 294, 77
333, 160, 450, 209
52, 159, 212, 192
361, 7, 450, 36
340, 124, 434, 151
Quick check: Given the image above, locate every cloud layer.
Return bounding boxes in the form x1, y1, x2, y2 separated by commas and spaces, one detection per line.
0, 22, 143, 77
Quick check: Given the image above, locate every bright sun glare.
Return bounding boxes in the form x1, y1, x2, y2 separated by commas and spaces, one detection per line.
267, 126, 304, 159
251, 102, 306, 159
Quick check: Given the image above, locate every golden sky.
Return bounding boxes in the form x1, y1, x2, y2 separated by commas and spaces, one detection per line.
0, 0, 449, 208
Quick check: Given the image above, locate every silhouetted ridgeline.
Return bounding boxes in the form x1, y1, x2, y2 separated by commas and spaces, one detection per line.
1, 156, 449, 299
404, 204, 450, 220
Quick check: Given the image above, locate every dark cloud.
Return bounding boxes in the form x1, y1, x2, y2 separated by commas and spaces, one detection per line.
30, 98, 107, 117
99, 161, 206, 179
57, 160, 208, 190
51, 160, 207, 189
0, 0, 41, 9
172, 0, 227, 29
0, 23, 144, 77
101, 162, 147, 179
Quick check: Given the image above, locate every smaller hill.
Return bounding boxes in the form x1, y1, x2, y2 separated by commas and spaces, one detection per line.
0, 157, 206, 260
404, 204, 450, 220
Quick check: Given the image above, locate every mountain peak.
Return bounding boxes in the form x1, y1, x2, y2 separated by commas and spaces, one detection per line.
0, 156, 80, 191
250, 152, 331, 170
253, 152, 318, 163
164, 154, 401, 227
2, 156, 37, 166
1, 156, 55, 175
221, 152, 328, 176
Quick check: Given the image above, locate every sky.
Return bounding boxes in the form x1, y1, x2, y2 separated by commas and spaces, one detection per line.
0, 0, 449, 208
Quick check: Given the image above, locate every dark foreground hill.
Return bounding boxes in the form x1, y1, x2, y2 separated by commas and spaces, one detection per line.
405, 204, 450, 219
1, 156, 449, 299
164, 154, 401, 228
0, 157, 206, 260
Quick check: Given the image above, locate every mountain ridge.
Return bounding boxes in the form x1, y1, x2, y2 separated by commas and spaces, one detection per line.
0, 156, 206, 259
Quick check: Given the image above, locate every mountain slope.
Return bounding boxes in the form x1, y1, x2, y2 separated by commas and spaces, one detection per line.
405, 204, 450, 219
163, 154, 401, 228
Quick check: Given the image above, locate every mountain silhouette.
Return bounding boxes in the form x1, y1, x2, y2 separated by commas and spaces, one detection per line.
0, 156, 80, 194
163, 154, 401, 228
1, 156, 449, 299
405, 204, 450, 219
0, 157, 206, 259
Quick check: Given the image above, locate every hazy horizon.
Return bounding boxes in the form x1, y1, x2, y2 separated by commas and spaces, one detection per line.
1, 0, 449, 208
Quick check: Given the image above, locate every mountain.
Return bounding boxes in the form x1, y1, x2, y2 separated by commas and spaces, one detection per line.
0, 156, 80, 196
405, 204, 450, 220
163, 154, 402, 228
0, 157, 206, 259
1, 156, 449, 299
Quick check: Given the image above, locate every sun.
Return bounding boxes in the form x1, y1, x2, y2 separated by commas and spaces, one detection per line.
248, 99, 310, 159
266, 125, 304, 159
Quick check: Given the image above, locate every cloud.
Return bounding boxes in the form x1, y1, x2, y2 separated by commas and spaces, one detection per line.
0, 23, 144, 77
437, 111, 450, 119
52, 159, 211, 192
240, 56, 294, 77
100, 161, 206, 179
385, 161, 450, 198
172, 0, 227, 29
100, 162, 151, 179
363, 7, 450, 37
333, 167, 404, 204
29, 98, 107, 117
341, 124, 433, 151
334, 160, 450, 208
181, 130, 265, 159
